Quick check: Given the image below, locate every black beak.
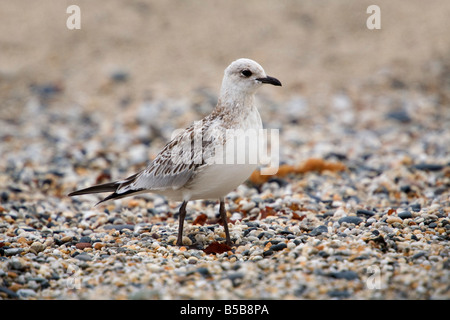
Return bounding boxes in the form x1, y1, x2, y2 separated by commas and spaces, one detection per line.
256, 75, 282, 86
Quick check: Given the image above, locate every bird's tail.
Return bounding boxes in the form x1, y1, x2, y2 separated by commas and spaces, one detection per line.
68, 181, 118, 197
68, 173, 144, 205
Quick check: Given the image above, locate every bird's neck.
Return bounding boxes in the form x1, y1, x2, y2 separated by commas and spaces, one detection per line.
216, 87, 256, 117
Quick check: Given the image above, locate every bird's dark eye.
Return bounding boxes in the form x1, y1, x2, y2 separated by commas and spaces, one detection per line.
241, 69, 252, 77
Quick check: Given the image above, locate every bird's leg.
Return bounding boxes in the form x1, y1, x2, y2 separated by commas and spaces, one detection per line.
219, 198, 232, 246
176, 201, 188, 246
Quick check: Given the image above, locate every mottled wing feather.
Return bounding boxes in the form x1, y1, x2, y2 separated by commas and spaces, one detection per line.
116, 118, 224, 195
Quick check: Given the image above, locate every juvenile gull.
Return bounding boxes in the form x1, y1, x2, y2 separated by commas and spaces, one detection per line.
69, 58, 282, 246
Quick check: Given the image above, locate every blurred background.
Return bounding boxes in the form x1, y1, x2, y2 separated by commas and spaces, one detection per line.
0, 0, 449, 184
1, 0, 449, 100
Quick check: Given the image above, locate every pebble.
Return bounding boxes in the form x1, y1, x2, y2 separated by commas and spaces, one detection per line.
398, 211, 413, 219
110, 70, 129, 83
328, 290, 351, 299
338, 216, 364, 225
386, 109, 411, 123
4, 248, 23, 257
328, 270, 359, 280
310, 225, 328, 236
75, 243, 92, 250
60, 236, 73, 243
30, 242, 46, 254
411, 251, 427, 260
196, 267, 211, 277
270, 243, 287, 252
188, 257, 198, 264
79, 236, 92, 243
93, 242, 106, 250
17, 288, 37, 298
356, 209, 376, 217
412, 163, 444, 171
75, 253, 93, 261
239, 200, 256, 212
386, 217, 403, 224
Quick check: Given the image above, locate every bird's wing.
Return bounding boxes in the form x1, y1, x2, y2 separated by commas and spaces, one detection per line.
117, 118, 224, 194
68, 116, 226, 204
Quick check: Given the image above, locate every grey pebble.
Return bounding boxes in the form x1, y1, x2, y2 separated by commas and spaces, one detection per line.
227, 272, 244, 287
386, 109, 411, 123
310, 225, 328, 236
328, 290, 351, 299
110, 70, 129, 83
411, 251, 427, 260
79, 236, 92, 243
196, 267, 211, 277
17, 288, 37, 298
328, 270, 359, 280
338, 216, 364, 225
8, 258, 25, 271
356, 209, 376, 217
412, 163, 444, 171
400, 185, 412, 193
443, 259, 450, 270
5, 248, 23, 257
428, 222, 438, 228
245, 221, 260, 228
75, 253, 93, 261
129, 289, 161, 300
318, 250, 330, 258
270, 243, 287, 252
398, 211, 412, 219
294, 284, 308, 297
0, 191, 9, 202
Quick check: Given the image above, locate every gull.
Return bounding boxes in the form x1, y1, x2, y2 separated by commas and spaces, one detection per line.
69, 58, 282, 246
